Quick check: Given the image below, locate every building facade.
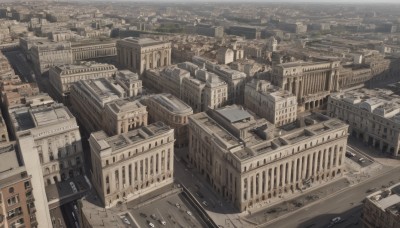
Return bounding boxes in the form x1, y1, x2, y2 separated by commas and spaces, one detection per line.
142, 93, 193, 147
9, 103, 84, 186
0, 142, 37, 228
30, 41, 73, 74
117, 37, 171, 76
71, 39, 117, 61
48, 62, 117, 104
188, 106, 348, 211
327, 88, 400, 157
70, 78, 147, 135
361, 183, 400, 228
271, 60, 341, 112
244, 79, 297, 126
89, 122, 175, 208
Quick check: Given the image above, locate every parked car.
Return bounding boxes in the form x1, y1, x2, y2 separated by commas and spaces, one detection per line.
202, 201, 208, 207
186, 211, 192, 216
331, 217, 341, 223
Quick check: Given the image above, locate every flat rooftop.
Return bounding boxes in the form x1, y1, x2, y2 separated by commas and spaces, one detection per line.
151, 93, 193, 115
92, 122, 172, 154
119, 37, 169, 47
11, 103, 74, 132
75, 78, 124, 106
0, 143, 19, 173
368, 183, 400, 216
106, 98, 146, 114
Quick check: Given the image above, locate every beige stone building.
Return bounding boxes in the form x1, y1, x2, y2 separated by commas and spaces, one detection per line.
189, 106, 348, 211
244, 79, 297, 126
0, 113, 9, 143
192, 56, 247, 104
142, 93, 193, 147
0, 142, 37, 228
71, 39, 117, 61
117, 37, 171, 76
70, 78, 147, 135
30, 41, 73, 74
271, 60, 340, 111
115, 70, 142, 97
327, 88, 400, 157
145, 65, 191, 98
361, 182, 400, 228
216, 47, 234, 65
145, 64, 228, 113
182, 69, 228, 113
338, 65, 372, 89
48, 62, 117, 104
89, 122, 174, 208
9, 103, 84, 185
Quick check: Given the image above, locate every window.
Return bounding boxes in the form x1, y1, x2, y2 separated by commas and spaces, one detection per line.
7, 195, 19, 206
24, 181, 31, 189
9, 187, 14, 193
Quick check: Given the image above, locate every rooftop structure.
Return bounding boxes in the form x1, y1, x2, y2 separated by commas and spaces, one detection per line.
328, 88, 400, 157
89, 122, 174, 207
244, 79, 297, 126
362, 183, 400, 228
189, 106, 348, 211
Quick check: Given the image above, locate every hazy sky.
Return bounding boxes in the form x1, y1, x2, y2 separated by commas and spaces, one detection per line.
110, 0, 400, 2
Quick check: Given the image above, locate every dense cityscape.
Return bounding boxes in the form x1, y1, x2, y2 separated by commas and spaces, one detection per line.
0, 1, 400, 228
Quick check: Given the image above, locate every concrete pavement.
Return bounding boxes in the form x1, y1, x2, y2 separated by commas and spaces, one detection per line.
263, 166, 400, 228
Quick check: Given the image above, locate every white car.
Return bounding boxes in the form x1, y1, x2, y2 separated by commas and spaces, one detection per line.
186, 211, 192, 216
202, 201, 208, 207
122, 217, 130, 225
160, 220, 166, 225
331, 217, 341, 223
69, 182, 78, 193
148, 222, 155, 227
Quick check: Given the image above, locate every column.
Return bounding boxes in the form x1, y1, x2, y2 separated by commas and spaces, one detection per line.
110, 170, 115, 193
324, 149, 329, 177
313, 152, 318, 178
282, 163, 286, 187
293, 159, 297, 182
330, 149, 334, 171
287, 161, 292, 184
264, 170, 268, 194
276, 164, 281, 188
302, 155, 307, 179
270, 167, 275, 191
258, 173, 262, 197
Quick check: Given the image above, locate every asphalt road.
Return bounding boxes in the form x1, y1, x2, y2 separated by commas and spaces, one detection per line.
3, 50, 36, 82
264, 166, 400, 228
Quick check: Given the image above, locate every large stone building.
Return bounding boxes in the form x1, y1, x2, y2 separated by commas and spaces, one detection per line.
195, 24, 224, 38
228, 26, 261, 39
145, 64, 228, 113
188, 105, 348, 211
89, 122, 175, 208
115, 70, 142, 97
192, 56, 247, 105
48, 62, 117, 104
30, 41, 73, 74
70, 77, 147, 135
361, 182, 400, 228
0, 113, 9, 143
71, 39, 117, 61
142, 93, 193, 147
0, 142, 37, 228
9, 103, 85, 185
117, 37, 171, 76
244, 79, 297, 126
271, 60, 341, 111
145, 64, 191, 98
327, 88, 400, 157
338, 65, 372, 89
